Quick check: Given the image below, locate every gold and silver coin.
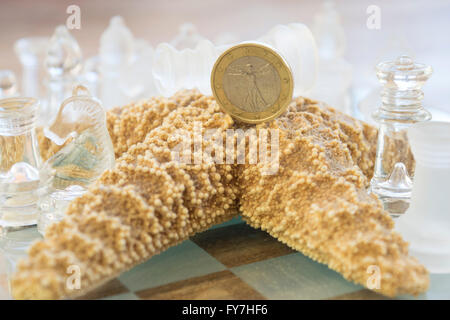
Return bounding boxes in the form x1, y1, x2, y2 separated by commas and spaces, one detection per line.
211, 43, 294, 124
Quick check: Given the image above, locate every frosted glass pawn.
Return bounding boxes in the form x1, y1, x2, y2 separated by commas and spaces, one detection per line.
120, 39, 157, 100
43, 26, 82, 126
396, 122, 450, 272
312, 0, 346, 59
99, 16, 134, 108
309, 0, 352, 114
37, 85, 115, 235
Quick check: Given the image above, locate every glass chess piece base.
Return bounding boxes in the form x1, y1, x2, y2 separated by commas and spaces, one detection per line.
0, 162, 42, 228
395, 121, 450, 273
369, 162, 412, 217
396, 215, 450, 273
0, 223, 42, 299
37, 185, 85, 235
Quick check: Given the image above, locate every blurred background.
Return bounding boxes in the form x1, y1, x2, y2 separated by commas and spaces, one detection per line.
1, 0, 449, 115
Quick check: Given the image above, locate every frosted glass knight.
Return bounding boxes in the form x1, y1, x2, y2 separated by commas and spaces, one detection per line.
99, 16, 134, 108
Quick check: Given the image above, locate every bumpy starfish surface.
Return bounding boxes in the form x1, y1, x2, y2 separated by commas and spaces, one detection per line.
12, 90, 427, 299
237, 101, 427, 297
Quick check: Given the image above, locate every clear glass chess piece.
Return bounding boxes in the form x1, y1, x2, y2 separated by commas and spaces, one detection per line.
43, 25, 83, 126
369, 55, 432, 217
81, 55, 100, 98
99, 16, 134, 108
170, 23, 206, 50
309, 0, 352, 114
119, 39, 157, 100
396, 121, 450, 272
312, 0, 346, 60
0, 98, 43, 229
0, 71, 18, 99
0, 222, 42, 298
37, 85, 115, 235
14, 37, 49, 99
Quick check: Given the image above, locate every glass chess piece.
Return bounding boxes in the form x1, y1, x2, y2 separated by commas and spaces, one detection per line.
37, 85, 115, 235
153, 39, 222, 97
395, 122, 450, 273
170, 23, 206, 50
369, 55, 432, 217
0, 224, 42, 298
99, 16, 134, 108
0, 70, 18, 99
309, 0, 352, 114
14, 37, 49, 99
44, 25, 83, 126
257, 23, 318, 98
0, 98, 43, 229
153, 23, 317, 98
312, 0, 346, 60
356, 34, 415, 123
81, 55, 100, 98
119, 39, 157, 100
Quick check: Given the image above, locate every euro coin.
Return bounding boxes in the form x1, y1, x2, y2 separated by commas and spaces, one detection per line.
211, 43, 293, 124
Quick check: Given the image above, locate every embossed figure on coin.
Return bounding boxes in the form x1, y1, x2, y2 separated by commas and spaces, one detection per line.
227, 63, 270, 112
212, 43, 293, 123
223, 56, 281, 113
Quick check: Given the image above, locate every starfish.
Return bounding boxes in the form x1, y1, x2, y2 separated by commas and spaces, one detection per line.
11, 90, 428, 299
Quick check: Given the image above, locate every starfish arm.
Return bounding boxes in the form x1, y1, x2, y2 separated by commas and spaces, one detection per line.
238, 98, 428, 297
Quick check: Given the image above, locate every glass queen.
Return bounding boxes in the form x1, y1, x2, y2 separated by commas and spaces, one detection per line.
369, 55, 432, 217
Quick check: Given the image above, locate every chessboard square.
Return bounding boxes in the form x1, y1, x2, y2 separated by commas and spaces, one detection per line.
191, 223, 294, 268
231, 253, 362, 299
208, 216, 243, 230
407, 273, 450, 300
136, 270, 265, 300
100, 292, 140, 300
119, 240, 226, 292
328, 289, 390, 300
76, 279, 128, 300
425, 273, 450, 299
